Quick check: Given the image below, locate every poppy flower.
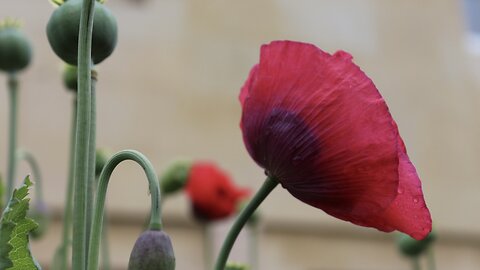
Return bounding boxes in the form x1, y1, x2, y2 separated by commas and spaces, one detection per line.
239, 40, 431, 240
185, 162, 250, 221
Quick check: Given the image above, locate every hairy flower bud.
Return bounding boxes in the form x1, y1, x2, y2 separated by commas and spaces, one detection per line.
95, 149, 109, 177
0, 21, 32, 73
159, 160, 192, 195
63, 64, 78, 91
128, 230, 175, 270
46, 0, 117, 65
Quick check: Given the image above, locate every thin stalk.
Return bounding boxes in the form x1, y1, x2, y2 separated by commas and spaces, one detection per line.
213, 177, 278, 270
72, 0, 95, 268
87, 150, 162, 270
55, 97, 77, 270
101, 211, 111, 270
16, 149, 44, 205
247, 222, 259, 270
202, 223, 213, 270
427, 247, 436, 270
412, 257, 421, 270
86, 72, 97, 258
6, 74, 19, 203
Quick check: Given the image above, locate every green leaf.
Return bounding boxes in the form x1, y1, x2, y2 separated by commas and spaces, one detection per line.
0, 176, 41, 270
0, 174, 5, 211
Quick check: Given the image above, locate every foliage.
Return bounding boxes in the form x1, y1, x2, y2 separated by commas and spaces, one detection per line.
0, 176, 41, 270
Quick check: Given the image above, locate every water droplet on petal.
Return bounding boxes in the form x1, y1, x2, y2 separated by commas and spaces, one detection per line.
413, 198, 419, 203
397, 188, 404, 194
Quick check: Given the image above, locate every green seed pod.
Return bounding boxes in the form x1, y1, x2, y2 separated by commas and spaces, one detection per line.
63, 64, 78, 91
29, 202, 50, 239
95, 149, 109, 177
226, 262, 250, 270
128, 230, 176, 270
0, 22, 32, 73
46, 0, 117, 65
159, 160, 192, 195
397, 231, 436, 257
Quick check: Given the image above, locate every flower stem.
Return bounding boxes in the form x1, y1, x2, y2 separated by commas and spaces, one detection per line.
247, 222, 259, 270
72, 0, 95, 268
100, 211, 111, 270
16, 149, 44, 205
427, 246, 436, 270
202, 223, 214, 270
213, 177, 278, 270
412, 257, 421, 270
87, 150, 162, 270
6, 73, 18, 203
85, 72, 97, 259
54, 96, 77, 270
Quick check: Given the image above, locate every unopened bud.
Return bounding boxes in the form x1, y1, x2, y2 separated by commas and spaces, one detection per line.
128, 230, 175, 270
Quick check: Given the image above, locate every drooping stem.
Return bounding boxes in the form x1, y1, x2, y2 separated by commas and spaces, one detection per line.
72, 0, 95, 268
87, 150, 162, 270
55, 96, 77, 270
16, 149, 44, 205
85, 72, 97, 258
6, 74, 19, 203
202, 223, 214, 270
213, 177, 278, 270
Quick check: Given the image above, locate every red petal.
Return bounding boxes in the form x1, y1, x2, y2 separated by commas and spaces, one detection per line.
239, 64, 258, 109
378, 137, 432, 239
185, 162, 250, 221
241, 41, 399, 218
240, 41, 431, 235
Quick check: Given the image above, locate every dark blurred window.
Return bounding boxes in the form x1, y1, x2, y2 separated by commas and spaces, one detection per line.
464, 0, 480, 55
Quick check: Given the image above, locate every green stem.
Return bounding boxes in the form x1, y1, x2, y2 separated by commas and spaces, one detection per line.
101, 211, 111, 270
213, 177, 278, 270
247, 222, 259, 270
427, 247, 436, 270
87, 150, 162, 270
412, 257, 421, 270
6, 74, 18, 203
15, 149, 44, 205
55, 96, 77, 270
72, 0, 95, 268
85, 72, 97, 259
202, 223, 213, 270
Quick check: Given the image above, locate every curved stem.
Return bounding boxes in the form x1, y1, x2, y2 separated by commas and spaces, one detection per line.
213, 177, 278, 270
87, 150, 162, 270
55, 96, 77, 270
72, 0, 95, 268
16, 149, 44, 205
6, 74, 18, 203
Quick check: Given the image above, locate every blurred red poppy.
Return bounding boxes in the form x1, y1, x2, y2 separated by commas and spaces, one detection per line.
185, 162, 250, 221
239, 40, 431, 240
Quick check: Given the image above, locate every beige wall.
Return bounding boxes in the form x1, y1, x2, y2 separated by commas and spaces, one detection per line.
2, 0, 480, 269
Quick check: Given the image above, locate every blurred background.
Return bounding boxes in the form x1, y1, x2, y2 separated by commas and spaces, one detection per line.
1, 0, 480, 269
